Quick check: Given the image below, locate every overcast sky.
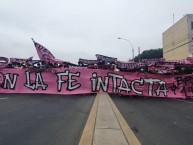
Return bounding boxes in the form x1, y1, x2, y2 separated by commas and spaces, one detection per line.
0, 0, 193, 63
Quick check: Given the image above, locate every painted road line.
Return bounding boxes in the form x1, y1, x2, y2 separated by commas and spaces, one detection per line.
78, 94, 99, 145
0, 97, 8, 100
174, 99, 193, 104
107, 94, 141, 145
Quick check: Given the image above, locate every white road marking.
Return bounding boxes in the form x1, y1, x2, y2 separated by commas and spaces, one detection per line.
0, 97, 8, 100
174, 99, 193, 104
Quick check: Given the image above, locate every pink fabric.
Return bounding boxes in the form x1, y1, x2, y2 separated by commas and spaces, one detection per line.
32, 39, 55, 60
0, 68, 192, 98
10, 57, 33, 63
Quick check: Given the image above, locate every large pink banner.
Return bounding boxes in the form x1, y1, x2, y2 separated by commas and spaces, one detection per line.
0, 68, 192, 98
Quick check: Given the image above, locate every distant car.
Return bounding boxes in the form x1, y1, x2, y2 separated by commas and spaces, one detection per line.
145, 59, 193, 75
116, 61, 147, 72
78, 57, 115, 70
95, 54, 117, 64
148, 61, 177, 74
174, 61, 193, 74
78, 58, 99, 67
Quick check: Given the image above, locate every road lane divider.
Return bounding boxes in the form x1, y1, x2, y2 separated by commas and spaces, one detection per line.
78, 94, 99, 145
107, 94, 141, 145
79, 93, 141, 145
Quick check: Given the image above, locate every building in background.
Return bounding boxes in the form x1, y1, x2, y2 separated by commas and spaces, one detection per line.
163, 14, 193, 60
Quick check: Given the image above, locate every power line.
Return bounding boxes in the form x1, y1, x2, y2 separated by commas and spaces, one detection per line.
163, 40, 192, 54
163, 33, 193, 49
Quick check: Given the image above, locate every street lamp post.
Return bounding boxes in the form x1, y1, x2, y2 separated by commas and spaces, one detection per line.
118, 37, 134, 60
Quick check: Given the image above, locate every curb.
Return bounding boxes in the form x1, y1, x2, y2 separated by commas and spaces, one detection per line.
107, 94, 141, 145
78, 94, 99, 145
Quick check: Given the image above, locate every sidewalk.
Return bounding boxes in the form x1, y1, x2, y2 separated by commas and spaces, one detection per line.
79, 93, 141, 145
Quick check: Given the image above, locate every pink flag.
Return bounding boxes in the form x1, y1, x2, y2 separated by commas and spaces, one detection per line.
32, 38, 55, 61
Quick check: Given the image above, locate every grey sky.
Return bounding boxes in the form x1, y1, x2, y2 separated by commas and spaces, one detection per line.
0, 0, 193, 63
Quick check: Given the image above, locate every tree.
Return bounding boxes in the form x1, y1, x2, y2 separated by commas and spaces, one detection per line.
134, 48, 163, 62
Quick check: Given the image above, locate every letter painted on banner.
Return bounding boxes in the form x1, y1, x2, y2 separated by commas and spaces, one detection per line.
3, 73, 18, 90
56, 70, 81, 92
0, 68, 192, 98
24, 71, 47, 90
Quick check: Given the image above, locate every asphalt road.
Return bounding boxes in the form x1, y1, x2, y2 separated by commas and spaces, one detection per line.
111, 95, 193, 145
0, 94, 95, 145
